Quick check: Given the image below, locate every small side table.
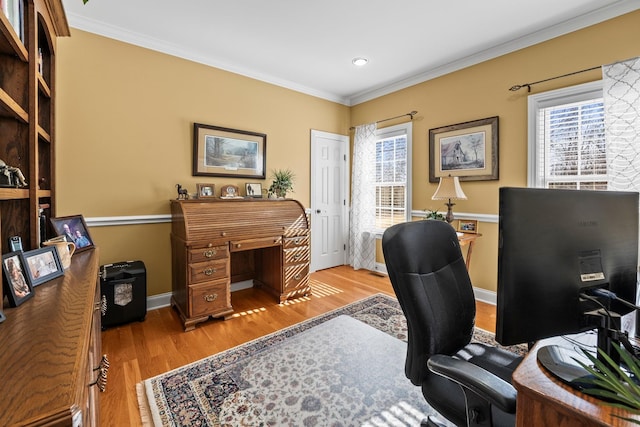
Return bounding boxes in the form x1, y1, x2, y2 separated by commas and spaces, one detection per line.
457, 232, 482, 270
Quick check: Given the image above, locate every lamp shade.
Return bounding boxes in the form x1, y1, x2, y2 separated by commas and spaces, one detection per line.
432, 176, 467, 201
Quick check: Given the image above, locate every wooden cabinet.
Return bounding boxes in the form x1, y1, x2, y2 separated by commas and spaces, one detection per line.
171, 198, 311, 331
0, 0, 69, 309
0, 249, 105, 426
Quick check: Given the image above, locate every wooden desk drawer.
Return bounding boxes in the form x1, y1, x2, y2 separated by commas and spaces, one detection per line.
284, 246, 310, 265
283, 235, 310, 248
189, 259, 228, 283
284, 263, 309, 292
189, 245, 229, 263
230, 236, 281, 252
189, 280, 230, 317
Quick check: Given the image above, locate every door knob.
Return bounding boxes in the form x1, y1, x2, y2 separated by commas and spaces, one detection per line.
316, 209, 321, 214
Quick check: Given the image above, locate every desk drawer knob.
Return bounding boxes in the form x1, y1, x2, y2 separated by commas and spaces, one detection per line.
203, 249, 217, 258
235, 243, 242, 249
294, 238, 302, 244
203, 267, 217, 276
294, 273, 301, 280
221, 232, 227, 237
294, 254, 301, 261
204, 294, 218, 302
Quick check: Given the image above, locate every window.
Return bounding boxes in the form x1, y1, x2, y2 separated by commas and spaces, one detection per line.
528, 81, 606, 189
374, 122, 412, 228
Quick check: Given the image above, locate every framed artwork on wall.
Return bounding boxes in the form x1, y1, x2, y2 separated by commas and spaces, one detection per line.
429, 116, 499, 182
193, 123, 266, 179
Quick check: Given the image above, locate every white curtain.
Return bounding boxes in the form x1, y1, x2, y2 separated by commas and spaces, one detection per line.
349, 123, 377, 270
603, 56, 640, 191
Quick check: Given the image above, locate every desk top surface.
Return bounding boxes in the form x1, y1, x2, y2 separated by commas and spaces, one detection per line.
513, 332, 639, 426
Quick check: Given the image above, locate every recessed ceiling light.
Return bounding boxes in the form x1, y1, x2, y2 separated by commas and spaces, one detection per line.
352, 57, 368, 67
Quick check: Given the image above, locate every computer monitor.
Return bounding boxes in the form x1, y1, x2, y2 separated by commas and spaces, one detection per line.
496, 187, 639, 384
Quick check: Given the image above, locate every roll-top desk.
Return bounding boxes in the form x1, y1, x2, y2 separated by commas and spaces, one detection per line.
170, 198, 311, 331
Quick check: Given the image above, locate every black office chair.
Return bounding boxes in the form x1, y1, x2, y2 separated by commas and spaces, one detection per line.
382, 220, 522, 427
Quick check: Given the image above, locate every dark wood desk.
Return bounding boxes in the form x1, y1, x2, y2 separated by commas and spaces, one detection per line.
513, 337, 638, 426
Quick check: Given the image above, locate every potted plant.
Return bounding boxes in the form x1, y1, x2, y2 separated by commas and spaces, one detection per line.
268, 169, 295, 199
425, 209, 446, 221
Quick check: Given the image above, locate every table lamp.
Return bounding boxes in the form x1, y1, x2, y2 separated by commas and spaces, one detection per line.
432, 175, 467, 223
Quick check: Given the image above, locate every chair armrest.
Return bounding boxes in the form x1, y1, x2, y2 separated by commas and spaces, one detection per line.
427, 354, 517, 414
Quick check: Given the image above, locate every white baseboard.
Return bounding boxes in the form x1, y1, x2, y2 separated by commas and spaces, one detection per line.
147, 292, 172, 310
371, 262, 497, 306
145, 275, 497, 312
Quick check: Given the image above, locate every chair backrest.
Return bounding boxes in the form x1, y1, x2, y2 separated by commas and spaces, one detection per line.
382, 220, 476, 384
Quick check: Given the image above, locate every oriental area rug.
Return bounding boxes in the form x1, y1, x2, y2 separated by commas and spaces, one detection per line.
137, 293, 522, 426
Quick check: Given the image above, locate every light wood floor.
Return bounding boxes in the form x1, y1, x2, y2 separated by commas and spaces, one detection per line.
100, 265, 497, 426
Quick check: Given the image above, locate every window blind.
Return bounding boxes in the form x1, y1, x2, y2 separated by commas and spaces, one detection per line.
537, 98, 606, 189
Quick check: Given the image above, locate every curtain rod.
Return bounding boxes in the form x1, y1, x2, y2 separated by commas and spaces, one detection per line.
349, 110, 417, 131
508, 66, 601, 93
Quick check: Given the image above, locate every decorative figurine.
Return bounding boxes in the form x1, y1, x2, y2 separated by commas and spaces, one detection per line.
0, 159, 28, 187
176, 184, 189, 200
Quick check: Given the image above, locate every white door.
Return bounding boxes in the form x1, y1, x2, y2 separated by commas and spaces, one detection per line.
310, 130, 349, 271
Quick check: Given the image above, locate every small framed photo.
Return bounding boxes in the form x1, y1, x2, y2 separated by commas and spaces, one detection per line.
50, 215, 94, 252
458, 219, 478, 234
245, 183, 262, 198
196, 183, 215, 198
23, 247, 64, 287
2, 251, 34, 307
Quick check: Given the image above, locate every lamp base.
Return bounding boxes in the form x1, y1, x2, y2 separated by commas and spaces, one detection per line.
445, 200, 455, 223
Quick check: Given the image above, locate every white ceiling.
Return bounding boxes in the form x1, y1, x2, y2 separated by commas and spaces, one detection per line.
61, 0, 640, 106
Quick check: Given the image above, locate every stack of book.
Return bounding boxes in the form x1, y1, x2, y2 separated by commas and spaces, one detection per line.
1, 0, 24, 42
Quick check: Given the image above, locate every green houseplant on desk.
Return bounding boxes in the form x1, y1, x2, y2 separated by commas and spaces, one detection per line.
268, 169, 295, 199
578, 344, 640, 424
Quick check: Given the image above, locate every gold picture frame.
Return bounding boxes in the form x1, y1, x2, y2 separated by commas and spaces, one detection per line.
457, 219, 478, 234
193, 123, 266, 179
429, 116, 498, 182
196, 183, 215, 198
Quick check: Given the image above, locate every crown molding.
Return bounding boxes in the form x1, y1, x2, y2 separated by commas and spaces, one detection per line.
65, 1, 639, 107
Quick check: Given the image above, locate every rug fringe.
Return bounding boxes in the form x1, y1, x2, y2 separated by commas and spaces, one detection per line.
136, 382, 154, 427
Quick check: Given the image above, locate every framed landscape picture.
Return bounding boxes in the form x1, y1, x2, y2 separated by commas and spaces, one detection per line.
193, 123, 266, 179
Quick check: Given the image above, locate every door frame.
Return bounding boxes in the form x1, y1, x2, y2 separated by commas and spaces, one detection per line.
310, 129, 350, 272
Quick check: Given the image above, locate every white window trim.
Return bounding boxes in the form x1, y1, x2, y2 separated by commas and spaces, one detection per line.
374, 121, 412, 231
527, 80, 603, 188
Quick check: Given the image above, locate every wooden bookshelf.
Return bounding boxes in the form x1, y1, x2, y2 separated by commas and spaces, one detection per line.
0, 0, 69, 310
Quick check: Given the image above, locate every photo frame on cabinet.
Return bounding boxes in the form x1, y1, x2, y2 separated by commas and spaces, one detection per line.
245, 183, 262, 198
193, 123, 266, 179
2, 251, 34, 307
22, 247, 64, 287
196, 183, 215, 198
50, 215, 94, 252
429, 116, 499, 182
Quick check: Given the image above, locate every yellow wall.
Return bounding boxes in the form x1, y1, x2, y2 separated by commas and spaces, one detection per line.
55, 30, 350, 296
55, 11, 640, 297
355, 10, 640, 292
